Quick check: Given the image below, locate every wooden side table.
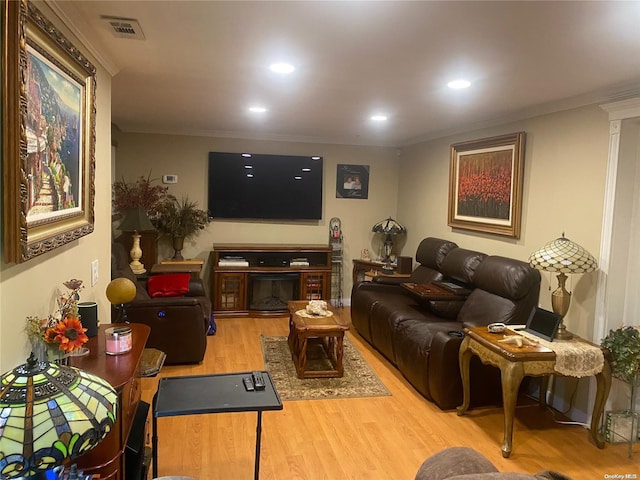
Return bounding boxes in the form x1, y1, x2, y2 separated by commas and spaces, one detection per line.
151, 259, 204, 278
456, 326, 611, 458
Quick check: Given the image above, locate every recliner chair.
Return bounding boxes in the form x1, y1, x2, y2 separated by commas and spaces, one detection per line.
111, 242, 210, 364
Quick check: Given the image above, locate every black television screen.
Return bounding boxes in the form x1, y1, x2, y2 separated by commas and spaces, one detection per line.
208, 152, 323, 220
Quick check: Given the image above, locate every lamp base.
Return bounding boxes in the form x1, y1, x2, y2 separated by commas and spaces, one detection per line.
554, 321, 574, 340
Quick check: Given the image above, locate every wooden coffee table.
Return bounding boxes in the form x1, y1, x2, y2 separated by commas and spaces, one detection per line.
287, 300, 349, 379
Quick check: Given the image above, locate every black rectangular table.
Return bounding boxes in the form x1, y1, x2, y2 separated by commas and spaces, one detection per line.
152, 371, 283, 479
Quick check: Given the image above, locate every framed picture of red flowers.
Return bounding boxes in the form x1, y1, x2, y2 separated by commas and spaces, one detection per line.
2, 0, 96, 263
448, 132, 526, 238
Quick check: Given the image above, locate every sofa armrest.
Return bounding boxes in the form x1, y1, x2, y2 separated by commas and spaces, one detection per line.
186, 279, 207, 297
372, 276, 407, 285
428, 330, 465, 410
125, 300, 208, 364
415, 447, 498, 480
351, 280, 406, 296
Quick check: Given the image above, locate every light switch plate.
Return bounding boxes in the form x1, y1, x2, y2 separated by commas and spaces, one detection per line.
91, 259, 99, 286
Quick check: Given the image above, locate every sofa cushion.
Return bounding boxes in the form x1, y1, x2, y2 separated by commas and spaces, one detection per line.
148, 273, 191, 298
440, 248, 486, 285
415, 237, 458, 269
457, 256, 541, 328
472, 256, 541, 300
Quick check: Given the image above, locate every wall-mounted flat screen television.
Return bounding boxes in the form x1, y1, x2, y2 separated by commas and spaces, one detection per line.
208, 152, 323, 220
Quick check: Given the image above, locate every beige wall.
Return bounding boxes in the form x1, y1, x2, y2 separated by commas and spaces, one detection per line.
399, 104, 610, 341
0, 3, 113, 373
115, 134, 399, 296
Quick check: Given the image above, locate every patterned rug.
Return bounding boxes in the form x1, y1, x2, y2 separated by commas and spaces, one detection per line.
260, 335, 390, 401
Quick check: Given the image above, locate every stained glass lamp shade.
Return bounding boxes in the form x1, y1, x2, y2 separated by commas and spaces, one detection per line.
529, 234, 598, 340
0, 356, 117, 479
372, 217, 407, 264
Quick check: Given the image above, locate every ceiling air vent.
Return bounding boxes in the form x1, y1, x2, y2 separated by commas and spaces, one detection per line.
101, 16, 145, 40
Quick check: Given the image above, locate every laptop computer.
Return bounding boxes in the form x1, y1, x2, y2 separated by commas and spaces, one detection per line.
524, 307, 562, 342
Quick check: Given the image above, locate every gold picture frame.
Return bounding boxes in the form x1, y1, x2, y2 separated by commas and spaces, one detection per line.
2, 0, 96, 263
448, 132, 525, 238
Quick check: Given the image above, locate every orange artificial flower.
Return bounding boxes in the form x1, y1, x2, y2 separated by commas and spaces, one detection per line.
51, 316, 88, 352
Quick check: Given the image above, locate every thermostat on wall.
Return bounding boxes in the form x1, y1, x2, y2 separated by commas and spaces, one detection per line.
162, 174, 178, 184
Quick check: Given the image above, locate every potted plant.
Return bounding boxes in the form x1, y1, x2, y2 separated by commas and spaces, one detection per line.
601, 325, 640, 386
156, 196, 211, 260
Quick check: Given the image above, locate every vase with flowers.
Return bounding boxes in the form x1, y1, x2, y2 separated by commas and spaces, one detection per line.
25, 279, 89, 364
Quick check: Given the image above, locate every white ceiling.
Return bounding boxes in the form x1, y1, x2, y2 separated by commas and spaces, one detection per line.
52, 1, 640, 147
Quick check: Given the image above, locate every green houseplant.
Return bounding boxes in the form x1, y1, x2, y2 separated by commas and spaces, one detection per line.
601, 325, 640, 385
156, 196, 210, 260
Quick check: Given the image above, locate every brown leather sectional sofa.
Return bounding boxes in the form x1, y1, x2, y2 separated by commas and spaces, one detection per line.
111, 242, 210, 364
351, 237, 541, 410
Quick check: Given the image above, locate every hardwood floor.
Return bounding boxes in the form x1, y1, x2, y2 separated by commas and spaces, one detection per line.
142, 310, 638, 479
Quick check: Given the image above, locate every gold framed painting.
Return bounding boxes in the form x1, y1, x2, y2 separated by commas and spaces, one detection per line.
448, 132, 526, 239
2, 0, 96, 263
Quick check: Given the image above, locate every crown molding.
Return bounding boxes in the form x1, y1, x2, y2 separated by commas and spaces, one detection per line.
45, 0, 120, 76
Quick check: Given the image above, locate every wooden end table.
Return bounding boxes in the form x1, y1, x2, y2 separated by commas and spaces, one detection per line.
287, 300, 350, 379
456, 326, 611, 458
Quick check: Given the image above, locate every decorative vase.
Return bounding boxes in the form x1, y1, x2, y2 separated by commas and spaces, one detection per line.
30, 340, 48, 363
47, 344, 70, 365
172, 236, 185, 260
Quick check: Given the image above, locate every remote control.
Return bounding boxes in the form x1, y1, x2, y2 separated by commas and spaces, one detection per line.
242, 376, 254, 391
252, 371, 266, 390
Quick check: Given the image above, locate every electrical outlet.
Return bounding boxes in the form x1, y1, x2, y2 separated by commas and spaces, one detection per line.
91, 259, 99, 286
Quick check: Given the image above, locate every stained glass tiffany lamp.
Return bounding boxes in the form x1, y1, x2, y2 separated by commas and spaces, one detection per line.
0, 355, 118, 479
372, 217, 407, 265
529, 233, 598, 340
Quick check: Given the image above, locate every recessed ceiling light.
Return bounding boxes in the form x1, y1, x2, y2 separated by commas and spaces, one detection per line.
294, 176, 303, 180
242, 153, 252, 158
246, 173, 254, 178
269, 63, 295, 74
301, 168, 311, 172
248, 106, 267, 113
311, 156, 321, 160
447, 79, 471, 89
371, 114, 388, 122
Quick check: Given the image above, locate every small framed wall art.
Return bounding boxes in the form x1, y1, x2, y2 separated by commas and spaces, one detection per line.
2, 0, 97, 263
448, 132, 525, 238
336, 164, 369, 199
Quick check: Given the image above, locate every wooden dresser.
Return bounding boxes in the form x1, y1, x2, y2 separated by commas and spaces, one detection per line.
71, 323, 150, 480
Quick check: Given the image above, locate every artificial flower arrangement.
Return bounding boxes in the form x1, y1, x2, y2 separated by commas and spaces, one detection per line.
26, 279, 89, 362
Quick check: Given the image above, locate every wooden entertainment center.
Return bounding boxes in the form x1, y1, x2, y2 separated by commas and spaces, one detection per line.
209, 243, 332, 317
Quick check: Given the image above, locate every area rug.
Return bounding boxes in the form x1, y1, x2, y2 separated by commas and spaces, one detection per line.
260, 335, 391, 401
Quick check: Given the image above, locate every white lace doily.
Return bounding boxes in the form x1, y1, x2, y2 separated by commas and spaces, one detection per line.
519, 330, 604, 377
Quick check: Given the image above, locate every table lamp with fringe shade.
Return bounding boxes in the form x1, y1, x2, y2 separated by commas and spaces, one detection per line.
0, 355, 117, 479
529, 233, 598, 340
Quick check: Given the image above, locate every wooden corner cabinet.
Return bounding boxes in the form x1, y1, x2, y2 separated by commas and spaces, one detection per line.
210, 243, 332, 317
